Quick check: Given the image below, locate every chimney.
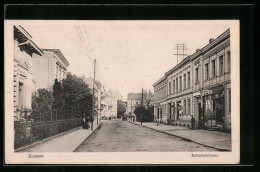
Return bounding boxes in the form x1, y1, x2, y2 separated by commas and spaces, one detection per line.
209, 38, 214, 43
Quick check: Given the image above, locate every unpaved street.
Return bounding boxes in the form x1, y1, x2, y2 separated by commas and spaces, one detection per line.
74, 120, 217, 152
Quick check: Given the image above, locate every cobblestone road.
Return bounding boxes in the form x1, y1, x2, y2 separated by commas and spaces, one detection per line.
74, 119, 218, 152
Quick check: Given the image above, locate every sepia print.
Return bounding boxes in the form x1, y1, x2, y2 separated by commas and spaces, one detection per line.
4, 20, 240, 164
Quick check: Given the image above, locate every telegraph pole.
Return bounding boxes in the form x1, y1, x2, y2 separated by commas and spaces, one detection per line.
91, 59, 96, 131
141, 88, 143, 125
99, 96, 102, 123
174, 44, 187, 64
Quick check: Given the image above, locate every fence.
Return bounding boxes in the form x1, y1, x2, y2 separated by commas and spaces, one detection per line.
14, 118, 82, 149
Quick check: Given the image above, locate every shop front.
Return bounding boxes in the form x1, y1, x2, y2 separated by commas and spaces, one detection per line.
203, 85, 225, 131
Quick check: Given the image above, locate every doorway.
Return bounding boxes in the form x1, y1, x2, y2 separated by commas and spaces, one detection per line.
177, 101, 181, 120
214, 97, 224, 126
198, 102, 202, 128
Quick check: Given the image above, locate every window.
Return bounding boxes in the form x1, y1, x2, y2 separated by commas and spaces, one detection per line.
227, 52, 231, 73
59, 69, 62, 80
195, 68, 199, 84
184, 74, 186, 89
169, 81, 171, 94
188, 99, 190, 114
184, 100, 186, 115
187, 72, 190, 88
176, 78, 178, 92
219, 55, 224, 75
56, 66, 58, 78
212, 60, 216, 78
205, 63, 209, 80
18, 82, 24, 107
180, 76, 182, 91
173, 80, 175, 93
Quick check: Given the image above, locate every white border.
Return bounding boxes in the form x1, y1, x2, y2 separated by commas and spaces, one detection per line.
4, 20, 240, 164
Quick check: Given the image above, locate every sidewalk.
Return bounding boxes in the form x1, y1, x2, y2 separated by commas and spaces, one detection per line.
130, 121, 231, 151
19, 121, 102, 152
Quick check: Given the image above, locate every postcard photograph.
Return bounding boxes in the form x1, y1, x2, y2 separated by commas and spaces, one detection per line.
4, 20, 240, 164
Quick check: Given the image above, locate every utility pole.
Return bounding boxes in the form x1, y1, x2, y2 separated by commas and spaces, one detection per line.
131, 98, 132, 121
174, 44, 187, 64
91, 59, 96, 131
141, 88, 143, 125
99, 93, 102, 123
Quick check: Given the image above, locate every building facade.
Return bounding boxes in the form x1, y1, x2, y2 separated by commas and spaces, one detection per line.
32, 49, 70, 91
83, 78, 121, 119
152, 29, 231, 132
152, 76, 167, 123
105, 91, 118, 119
14, 25, 44, 121
83, 77, 104, 119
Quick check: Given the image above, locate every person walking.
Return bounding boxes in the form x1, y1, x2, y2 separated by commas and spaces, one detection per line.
86, 116, 90, 129
191, 115, 195, 130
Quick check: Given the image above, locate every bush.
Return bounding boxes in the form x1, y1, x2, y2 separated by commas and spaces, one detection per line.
31, 89, 54, 121
134, 105, 154, 122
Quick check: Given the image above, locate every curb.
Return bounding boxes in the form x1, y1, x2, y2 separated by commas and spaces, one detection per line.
129, 122, 230, 151
73, 122, 103, 152
15, 126, 82, 152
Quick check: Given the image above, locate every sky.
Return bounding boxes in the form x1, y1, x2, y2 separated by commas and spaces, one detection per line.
23, 20, 234, 101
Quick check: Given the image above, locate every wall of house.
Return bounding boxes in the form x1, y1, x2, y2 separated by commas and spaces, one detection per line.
14, 40, 33, 120
31, 57, 49, 91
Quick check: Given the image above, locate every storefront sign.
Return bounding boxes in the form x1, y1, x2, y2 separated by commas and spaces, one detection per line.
211, 85, 224, 93
204, 89, 213, 95
211, 92, 224, 99
193, 91, 200, 97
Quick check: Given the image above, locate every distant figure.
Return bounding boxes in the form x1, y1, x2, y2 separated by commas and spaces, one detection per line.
191, 115, 195, 130
85, 116, 90, 129
82, 117, 86, 129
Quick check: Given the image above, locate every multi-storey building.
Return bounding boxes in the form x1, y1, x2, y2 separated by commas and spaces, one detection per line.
152, 29, 231, 132
105, 91, 118, 119
83, 78, 104, 119
152, 76, 167, 123
32, 49, 70, 91
83, 78, 121, 119
164, 56, 193, 125
13, 25, 44, 121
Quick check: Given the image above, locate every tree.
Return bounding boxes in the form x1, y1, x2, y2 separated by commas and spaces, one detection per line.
133, 89, 154, 122
134, 105, 154, 122
31, 89, 54, 121
59, 73, 93, 119
52, 79, 64, 119
142, 89, 154, 108
117, 100, 126, 118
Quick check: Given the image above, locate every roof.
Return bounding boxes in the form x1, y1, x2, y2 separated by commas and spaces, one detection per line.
152, 76, 166, 87
14, 25, 44, 56
165, 55, 191, 76
201, 28, 230, 54
127, 93, 142, 100
41, 49, 70, 67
